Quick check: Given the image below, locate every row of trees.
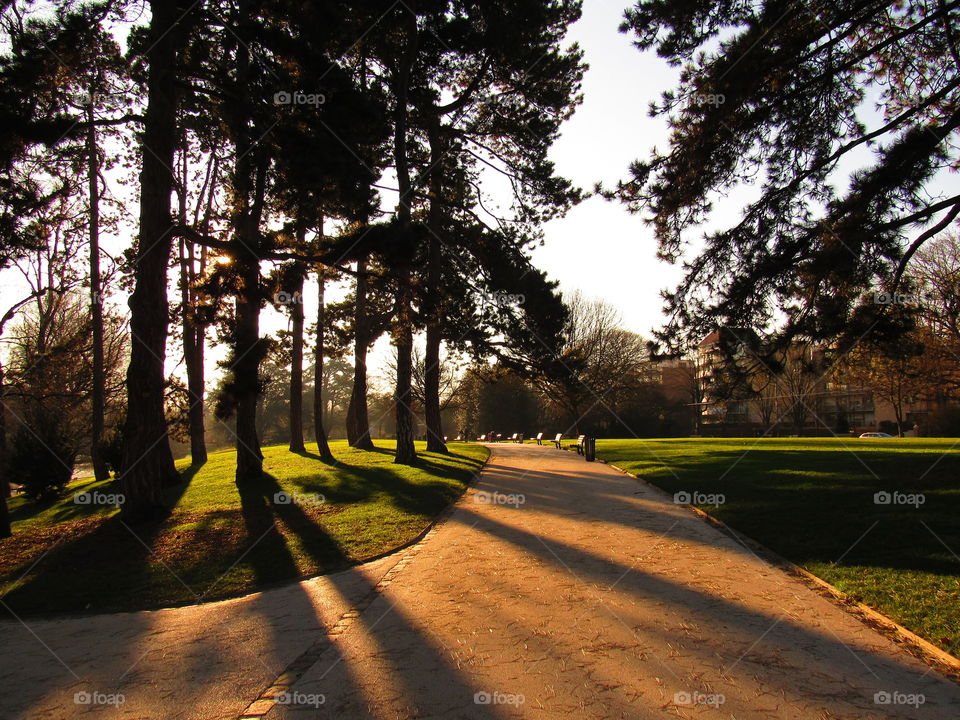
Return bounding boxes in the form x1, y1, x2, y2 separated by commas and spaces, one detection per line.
450, 293, 690, 439
0, 0, 589, 535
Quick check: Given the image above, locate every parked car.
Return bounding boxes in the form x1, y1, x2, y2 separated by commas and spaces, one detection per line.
859, 432, 895, 438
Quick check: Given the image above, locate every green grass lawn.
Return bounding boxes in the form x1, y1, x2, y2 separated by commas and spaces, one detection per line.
0, 440, 488, 615
597, 437, 960, 655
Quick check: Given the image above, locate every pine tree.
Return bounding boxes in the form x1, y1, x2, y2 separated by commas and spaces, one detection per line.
617, 0, 960, 352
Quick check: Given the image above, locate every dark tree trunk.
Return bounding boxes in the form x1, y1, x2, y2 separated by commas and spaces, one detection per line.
230, 9, 265, 485
120, 0, 183, 521
0, 361, 9, 538
0, 366, 6, 499
423, 323, 445, 452
313, 270, 334, 461
391, 18, 418, 465
289, 271, 306, 453
179, 153, 208, 467
87, 98, 109, 482
234, 271, 264, 482
182, 240, 207, 466
346, 254, 374, 449
423, 120, 446, 453
393, 308, 417, 464
232, 163, 266, 483
0, 491, 8, 539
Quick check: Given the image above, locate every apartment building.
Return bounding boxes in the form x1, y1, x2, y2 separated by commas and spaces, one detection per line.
690, 329, 943, 435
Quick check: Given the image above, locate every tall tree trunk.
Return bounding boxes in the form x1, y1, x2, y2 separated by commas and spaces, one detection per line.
230, 7, 265, 484
423, 324, 445, 452
120, 0, 183, 521
181, 154, 214, 467
346, 254, 374, 449
87, 96, 109, 482
423, 120, 447, 453
289, 268, 306, 453
391, 17, 418, 465
0, 498, 8, 540
232, 158, 267, 483
181, 237, 207, 466
393, 313, 417, 463
348, 53, 375, 451
0, 361, 9, 538
313, 270, 334, 461
234, 268, 263, 482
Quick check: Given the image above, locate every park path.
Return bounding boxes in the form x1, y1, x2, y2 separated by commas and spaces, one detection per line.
2, 443, 960, 719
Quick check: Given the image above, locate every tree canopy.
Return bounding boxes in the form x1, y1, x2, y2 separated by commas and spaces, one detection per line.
615, 0, 960, 352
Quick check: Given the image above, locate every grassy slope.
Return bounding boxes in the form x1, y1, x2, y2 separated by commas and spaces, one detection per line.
598, 437, 960, 654
0, 441, 488, 615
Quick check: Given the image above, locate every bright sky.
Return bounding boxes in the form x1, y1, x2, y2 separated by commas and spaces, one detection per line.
532, 0, 681, 337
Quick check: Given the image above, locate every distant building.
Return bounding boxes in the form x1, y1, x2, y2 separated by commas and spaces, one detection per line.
684, 328, 949, 436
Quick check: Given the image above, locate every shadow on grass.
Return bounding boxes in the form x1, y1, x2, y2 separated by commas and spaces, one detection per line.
0, 464, 197, 615
600, 445, 960, 577
0, 448, 484, 615
7, 461, 208, 528
235, 472, 351, 587
291, 453, 476, 519
291, 449, 338, 464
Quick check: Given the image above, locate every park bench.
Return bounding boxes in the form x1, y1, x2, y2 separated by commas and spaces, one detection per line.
552, 433, 563, 449
575, 435, 586, 455
535, 432, 544, 445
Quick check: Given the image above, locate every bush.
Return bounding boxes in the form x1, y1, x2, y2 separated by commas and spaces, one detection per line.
100, 419, 125, 476
5, 408, 78, 501
878, 420, 900, 436
921, 406, 960, 437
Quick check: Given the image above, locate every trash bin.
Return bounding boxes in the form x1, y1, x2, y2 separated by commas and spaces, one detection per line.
584, 436, 596, 462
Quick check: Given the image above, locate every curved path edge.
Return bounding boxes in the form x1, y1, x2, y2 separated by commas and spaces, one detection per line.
236, 449, 491, 719
601, 456, 960, 683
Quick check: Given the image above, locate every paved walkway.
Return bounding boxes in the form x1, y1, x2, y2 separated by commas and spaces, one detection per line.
2, 443, 960, 719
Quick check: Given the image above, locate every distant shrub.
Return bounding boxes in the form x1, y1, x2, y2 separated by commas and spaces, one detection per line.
878, 420, 900, 436
100, 418, 125, 476
921, 406, 960, 437
5, 408, 77, 501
